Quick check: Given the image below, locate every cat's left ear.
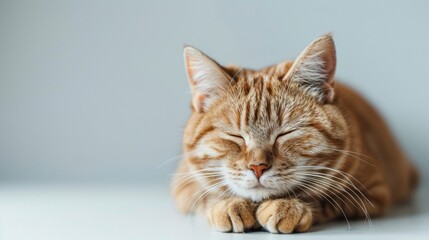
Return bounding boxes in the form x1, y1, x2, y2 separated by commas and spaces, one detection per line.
283, 33, 336, 104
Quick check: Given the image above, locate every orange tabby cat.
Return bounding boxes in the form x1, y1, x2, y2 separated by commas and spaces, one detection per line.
171, 33, 418, 233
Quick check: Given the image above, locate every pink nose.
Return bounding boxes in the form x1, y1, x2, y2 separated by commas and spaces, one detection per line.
248, 164, 270, 179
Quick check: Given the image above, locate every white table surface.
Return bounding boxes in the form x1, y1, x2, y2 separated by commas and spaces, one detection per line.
1, 182, 428, 240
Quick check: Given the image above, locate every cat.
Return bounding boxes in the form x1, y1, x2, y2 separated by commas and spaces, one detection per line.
171, 33, 418, 233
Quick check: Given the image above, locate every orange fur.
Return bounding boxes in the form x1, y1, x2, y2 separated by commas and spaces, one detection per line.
172, 34, 418, 233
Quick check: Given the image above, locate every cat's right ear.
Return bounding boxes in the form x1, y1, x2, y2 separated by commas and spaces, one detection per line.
183, 46, 231, 113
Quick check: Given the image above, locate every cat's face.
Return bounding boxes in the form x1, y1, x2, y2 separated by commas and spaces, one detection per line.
183, 34, 348, 202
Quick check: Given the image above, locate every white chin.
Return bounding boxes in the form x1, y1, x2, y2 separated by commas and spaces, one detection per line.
229, 185, 279, 202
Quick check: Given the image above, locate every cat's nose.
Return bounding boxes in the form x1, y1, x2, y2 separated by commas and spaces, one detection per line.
248, 163, 270, 179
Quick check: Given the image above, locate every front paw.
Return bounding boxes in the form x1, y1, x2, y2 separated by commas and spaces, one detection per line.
256, 198, 313, 233
207, 198, 258, 233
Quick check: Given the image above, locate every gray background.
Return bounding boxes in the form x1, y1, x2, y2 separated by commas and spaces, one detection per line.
1, 0, 428, 184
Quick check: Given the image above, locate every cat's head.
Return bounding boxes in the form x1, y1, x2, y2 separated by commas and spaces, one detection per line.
182, 34, 348, 202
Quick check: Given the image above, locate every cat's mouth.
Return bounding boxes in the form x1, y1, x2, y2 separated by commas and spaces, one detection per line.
246, 182, 273, 190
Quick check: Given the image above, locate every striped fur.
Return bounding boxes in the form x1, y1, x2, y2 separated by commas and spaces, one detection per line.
172, 34, 418, 234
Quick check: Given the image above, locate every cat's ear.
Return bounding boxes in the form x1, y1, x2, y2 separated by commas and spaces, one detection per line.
283, 33, 336, 104
183, 46, 231, 113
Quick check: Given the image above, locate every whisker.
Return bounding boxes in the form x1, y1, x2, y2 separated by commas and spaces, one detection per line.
190, 180, 228, 212
296, 180, 351, 230
299, 174, 373, 229
321, 147, 376, 168
291, 165, 373, 203
157, 150, 198, 168
296, 173, 364, 214
289, 166, 374, 228
172, 168, 224, 193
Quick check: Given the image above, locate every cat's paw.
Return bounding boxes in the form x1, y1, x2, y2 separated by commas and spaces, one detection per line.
207, 198, 258, 233
256, 198, 313, 233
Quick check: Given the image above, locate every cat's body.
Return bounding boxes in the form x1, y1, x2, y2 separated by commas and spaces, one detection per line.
172, 34, 418, 233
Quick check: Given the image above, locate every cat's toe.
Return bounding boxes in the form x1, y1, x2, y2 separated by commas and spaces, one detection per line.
208, 198, 258, 233
256, 198, 313, 233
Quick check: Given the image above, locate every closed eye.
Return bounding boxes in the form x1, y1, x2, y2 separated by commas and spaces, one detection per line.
226, 133, 244, 140
276, 129, 297, 141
